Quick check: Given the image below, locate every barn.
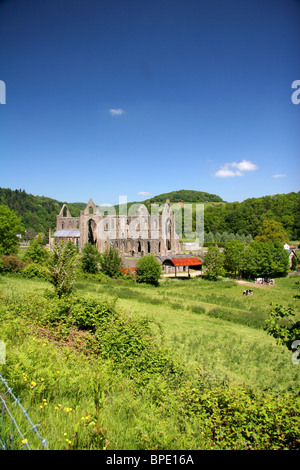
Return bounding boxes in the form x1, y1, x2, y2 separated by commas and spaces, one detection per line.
158, 254, 203, 277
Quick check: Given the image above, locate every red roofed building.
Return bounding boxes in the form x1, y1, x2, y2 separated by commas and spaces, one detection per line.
160, 255, 202, 277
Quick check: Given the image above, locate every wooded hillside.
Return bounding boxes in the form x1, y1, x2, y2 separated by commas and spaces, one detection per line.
0, 187, 299, 240
0, 188, 86, 235
203, 192, 300, 240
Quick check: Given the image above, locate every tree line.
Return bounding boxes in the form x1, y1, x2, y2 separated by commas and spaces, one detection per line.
0, 187, 299, 241
204, 240, 291, 281
0, 187, 85, 236
203, 192, 300, 240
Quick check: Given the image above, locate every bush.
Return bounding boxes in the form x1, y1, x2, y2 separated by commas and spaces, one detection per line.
23, 239, 49, 265
1, 254, 24, 273
21, 263, 48, 279
177, 382, 300, 450
136, 254, 162, 286
80, 242, 101, 274
99, 246, 124, 278
76, 269, 112, 284
46, 242, 77, 298
189, 304, 206, 314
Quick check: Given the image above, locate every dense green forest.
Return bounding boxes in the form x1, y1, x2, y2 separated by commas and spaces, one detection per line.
0, 188, 86, 236
0, 188, 224, 235
144, 189, 224, 204
203, 192, 300, 240
0, 187, 299, 240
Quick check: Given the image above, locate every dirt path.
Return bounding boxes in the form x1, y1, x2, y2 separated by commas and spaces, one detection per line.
234, 280, 272, 288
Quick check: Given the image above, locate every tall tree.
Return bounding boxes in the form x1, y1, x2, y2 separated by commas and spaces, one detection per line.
255, 220, 290, 244
224, 240, 246, 278
0, 205, 23, 255
270, 241, 290, 277
243, 242, 273, 279
204, 246, 225, 280
243, 241, 289, 279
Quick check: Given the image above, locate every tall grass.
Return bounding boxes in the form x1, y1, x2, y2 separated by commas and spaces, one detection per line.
0, 274, 299, 449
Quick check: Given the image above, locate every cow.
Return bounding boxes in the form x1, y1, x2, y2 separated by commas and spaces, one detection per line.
243, 289, 253, 295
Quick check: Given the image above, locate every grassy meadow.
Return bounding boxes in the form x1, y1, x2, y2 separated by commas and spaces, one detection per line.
0, 272, 299, 450
74, 274, 300, 391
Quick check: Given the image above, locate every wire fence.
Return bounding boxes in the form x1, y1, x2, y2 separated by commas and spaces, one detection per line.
0, 373, 49, 450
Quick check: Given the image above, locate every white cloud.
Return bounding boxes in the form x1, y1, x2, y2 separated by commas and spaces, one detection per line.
214, 168, 243, 178
231, 160, 258, 172
272, 174, 287, 178
109, 108, 125, 116
214, 160, 258, 178
137, 191, 152, 197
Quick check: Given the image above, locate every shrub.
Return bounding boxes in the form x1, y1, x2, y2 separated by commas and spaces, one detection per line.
264, 303, 300, 350
136, 254, 162, 286
189, 304, 206, 314
99, 246, 123, 278
23, 239, 49, 265
1, 254, 24, 273
80, 243, 101, 274
177, 382, 300, 450
46, 242, 77, 298
70, 296, 117, 332
21, 263, 48, 279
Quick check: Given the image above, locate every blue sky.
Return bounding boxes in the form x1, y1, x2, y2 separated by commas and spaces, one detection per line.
0, 0, 299, 205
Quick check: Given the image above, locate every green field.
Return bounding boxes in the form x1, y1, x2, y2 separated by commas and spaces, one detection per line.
0, 273, 299, 450
74, 274, 300, 391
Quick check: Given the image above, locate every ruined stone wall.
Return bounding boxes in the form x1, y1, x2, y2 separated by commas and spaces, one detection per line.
55, 199, 180, 256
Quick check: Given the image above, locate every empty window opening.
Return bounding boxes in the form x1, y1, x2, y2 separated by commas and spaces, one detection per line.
88, 219, 97, 246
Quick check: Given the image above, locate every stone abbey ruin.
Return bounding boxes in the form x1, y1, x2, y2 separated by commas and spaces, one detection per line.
53, 198, 180, 257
